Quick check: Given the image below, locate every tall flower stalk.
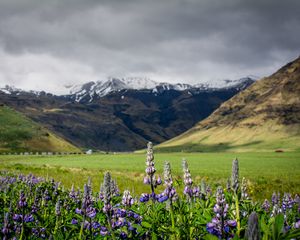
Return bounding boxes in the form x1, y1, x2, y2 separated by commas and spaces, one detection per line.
207, 187, 237, 238
162, 162, 177, 237
231, 158, 241, 236
143, 142, 161, 201
245, 212, 260, 240
102, 172, 116, 240
182, 159, 193, 201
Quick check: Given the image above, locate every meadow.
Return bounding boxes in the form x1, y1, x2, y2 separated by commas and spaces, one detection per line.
1, 150, 299, 200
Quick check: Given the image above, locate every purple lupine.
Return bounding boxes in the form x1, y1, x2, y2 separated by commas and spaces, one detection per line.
82, 183, 93, 213
294, 220, 300, 229
140, 193, 150, 203
71, 218, 78, 225
282, 193, 294, 215
55, 199, 61, 216
100, 226, 109, 236
24, 214, 34, 223
92, 222, 101, 230
43, 189, 51, 203
271, 192, 282, 217
245, 212, 260, 240
294, 194, 300, 213
262, 199, 271, 213
182, 159, 193, 200
231, 158, 239, 193
13, 214, 22, 223
69, 184, 80, 203
122, 190, 134, 207
111, 179, 120, 197
161, 161, 178, 203
144, 142, 159, 199
102, 172, 112, 214
18, 191, 27, 208
206, 187, 236, 238
86, 207, 97, 218
2, 212, 10, 239
272, 192, 280, 206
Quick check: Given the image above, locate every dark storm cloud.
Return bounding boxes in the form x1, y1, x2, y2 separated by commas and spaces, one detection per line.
0, 0, 299, 93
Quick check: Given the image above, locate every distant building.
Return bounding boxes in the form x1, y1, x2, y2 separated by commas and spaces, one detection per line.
86, 149, 93, 155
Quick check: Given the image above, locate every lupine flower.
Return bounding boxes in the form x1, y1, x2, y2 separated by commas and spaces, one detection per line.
13, 214, 22, 223
262, 199, 270, 212
231, 158, 239, 193
271, 192, 282, 217
272, 192, 280, 206
55, 198, 61, 216
18, 191, 27, 208
206, 187, 236, 238
24, 214, 34, 223
120, 231, 128, 239
102, 172, 113, 214
282, 193, 293, 213
122, 190, 134, 207
294, 194, 300, 213
245, 212, 260, 240
143, 176, 150, 185
144, 142, 159, 199
100, 226, 109, 236
75, 208, 83, 215
92, 222, 101, 230
43, 189, 51, 202
69, 184, 80, 203
160, 161, 178, 203
71, 218, 78, 225
226, 178, 231, 192
2, 212, 10, 237
140, 193, 150, 202
182, 159, 193, 199
82, 183, 93, 212
111, 179, 120, 197
241, 177, 250, 200
294, 220, 300, 229
86, 207, 97, 218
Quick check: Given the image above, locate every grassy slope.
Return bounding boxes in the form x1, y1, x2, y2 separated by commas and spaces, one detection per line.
0, 105, 80, 153
157, 57, 300, 152
1, 151, 299, 199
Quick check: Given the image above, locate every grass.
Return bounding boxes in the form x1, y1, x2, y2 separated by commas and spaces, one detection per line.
0, 105, 79, 153
1, 151, 299, 200
157, 122, 300, 152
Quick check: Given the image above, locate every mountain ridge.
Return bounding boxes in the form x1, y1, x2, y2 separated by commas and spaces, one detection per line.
157, 56, 300, 152
1, 77, 256, 103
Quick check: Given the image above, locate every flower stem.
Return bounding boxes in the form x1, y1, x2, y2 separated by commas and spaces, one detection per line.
235, 194, 241, 237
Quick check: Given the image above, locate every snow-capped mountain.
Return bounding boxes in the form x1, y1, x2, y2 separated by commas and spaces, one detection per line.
194, 77, 257, 90
0, 85, 47, 96
1, 76, 256, 103
67, 76, 255, 102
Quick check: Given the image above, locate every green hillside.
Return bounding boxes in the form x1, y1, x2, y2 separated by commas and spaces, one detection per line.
157, 57, 300, 152
0, 105, 80, 153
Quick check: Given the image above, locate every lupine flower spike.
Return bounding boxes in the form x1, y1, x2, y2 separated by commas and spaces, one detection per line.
245, 212, 260, 240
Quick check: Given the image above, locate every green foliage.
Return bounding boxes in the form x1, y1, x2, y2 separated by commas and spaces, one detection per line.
1, 151, 300, 200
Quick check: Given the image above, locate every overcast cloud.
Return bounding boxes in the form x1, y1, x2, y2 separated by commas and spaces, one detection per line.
0, 0, 299, 94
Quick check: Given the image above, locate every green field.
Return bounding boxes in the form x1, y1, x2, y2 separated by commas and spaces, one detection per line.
0, 105, 79, 153
0, 151, 299, 200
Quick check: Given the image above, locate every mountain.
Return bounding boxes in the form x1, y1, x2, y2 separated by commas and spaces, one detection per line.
65, 77, 254, 103
157, 57, 300, 152
0, 77, 255, 151
0, 105, 80, 153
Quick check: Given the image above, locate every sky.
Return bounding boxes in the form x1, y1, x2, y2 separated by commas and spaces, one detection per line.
0, 0, 299, 94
